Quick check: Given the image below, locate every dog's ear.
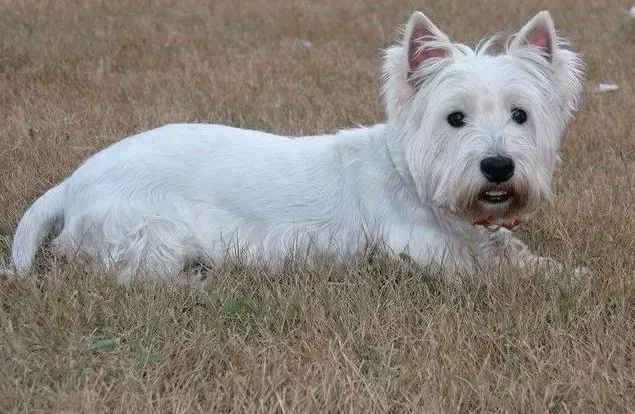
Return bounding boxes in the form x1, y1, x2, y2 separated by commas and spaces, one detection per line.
404, 12, 451, 78
510, 11, 584, 118
510, 11, 556, 61
382, 12, 452, 118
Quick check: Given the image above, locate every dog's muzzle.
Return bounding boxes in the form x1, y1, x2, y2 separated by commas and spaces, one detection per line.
471, 181, 530, 231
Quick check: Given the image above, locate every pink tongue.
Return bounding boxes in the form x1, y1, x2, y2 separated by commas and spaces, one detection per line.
486, 188, 507, 197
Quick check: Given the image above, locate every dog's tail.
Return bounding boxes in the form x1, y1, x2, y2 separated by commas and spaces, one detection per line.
11, 182, 66, 273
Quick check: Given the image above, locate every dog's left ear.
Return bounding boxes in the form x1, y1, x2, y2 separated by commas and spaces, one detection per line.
510, 11, 556, 61
510, 11, 584, 117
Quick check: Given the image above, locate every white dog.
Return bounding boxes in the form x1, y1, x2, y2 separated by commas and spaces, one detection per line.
9, 11, 584, 281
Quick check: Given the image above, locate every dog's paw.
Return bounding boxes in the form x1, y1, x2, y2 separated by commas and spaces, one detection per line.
521, 257, 595, 288
528, 256, 564, 275
573, 265, 593, 279
572, 265, 596, 290
0, 267, 15, 281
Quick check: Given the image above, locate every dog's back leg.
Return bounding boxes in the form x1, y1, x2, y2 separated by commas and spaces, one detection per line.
52, 208, 194, 281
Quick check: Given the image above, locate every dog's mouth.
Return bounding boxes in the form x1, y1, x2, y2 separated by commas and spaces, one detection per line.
478, 185, 513, 205
465, 182, 533, 231
472, 185, 522, 230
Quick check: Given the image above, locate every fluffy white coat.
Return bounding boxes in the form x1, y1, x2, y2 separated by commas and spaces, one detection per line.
10, 11, 584, 281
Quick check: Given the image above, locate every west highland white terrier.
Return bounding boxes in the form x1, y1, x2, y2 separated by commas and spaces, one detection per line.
9, 11, 584, 281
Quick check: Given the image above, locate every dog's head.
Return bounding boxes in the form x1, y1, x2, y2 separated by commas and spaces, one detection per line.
383, 11, 583, 228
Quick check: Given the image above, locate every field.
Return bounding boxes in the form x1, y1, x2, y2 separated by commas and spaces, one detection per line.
0, 0, 633, 411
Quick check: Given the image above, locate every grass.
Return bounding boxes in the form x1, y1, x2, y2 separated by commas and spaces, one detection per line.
0, 0, 633, 411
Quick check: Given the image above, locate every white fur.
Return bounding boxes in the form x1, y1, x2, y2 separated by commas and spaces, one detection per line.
10, 11, 584, 281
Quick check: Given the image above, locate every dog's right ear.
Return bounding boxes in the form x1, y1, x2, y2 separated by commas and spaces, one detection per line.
382, 12, 451, 119
404, 12, 451, 83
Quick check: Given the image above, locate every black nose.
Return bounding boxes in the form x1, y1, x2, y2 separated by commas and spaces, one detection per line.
480, 156, 515, 183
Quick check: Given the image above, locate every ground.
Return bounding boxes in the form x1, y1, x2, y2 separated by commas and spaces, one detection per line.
0, 0, 633, 412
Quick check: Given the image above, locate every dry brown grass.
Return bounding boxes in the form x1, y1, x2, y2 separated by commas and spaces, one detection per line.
0, 0, 633, 412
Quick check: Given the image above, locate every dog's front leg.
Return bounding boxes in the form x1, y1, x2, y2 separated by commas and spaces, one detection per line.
488, 228, 591, 283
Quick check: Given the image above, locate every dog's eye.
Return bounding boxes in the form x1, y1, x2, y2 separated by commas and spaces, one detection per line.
511, 107, 528, 124
447, 112, 466, 128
